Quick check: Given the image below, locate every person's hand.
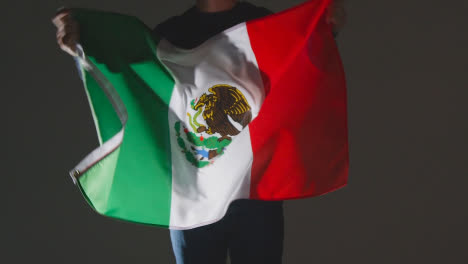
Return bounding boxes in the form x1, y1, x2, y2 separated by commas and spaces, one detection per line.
326, 0, 346, 34
52, 8, 80, 56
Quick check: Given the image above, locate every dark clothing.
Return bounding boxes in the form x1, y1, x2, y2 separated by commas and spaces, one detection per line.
152, 2, 284, 264
170, 199, 284, 264
153, 2, 272, 49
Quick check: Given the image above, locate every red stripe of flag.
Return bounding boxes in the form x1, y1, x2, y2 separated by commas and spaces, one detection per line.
247, 0, 349, 200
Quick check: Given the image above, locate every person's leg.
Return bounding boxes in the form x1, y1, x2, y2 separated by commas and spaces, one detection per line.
227, 199, 284, 264
170, 215, 229, 264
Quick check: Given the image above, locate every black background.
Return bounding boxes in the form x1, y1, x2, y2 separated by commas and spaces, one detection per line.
4, 0, 468, 263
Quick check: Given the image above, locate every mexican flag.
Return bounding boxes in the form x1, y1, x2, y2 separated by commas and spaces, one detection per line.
68, 0, 348, 229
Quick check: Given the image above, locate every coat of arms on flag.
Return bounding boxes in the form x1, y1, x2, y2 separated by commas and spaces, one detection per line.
177, 84, 252, 167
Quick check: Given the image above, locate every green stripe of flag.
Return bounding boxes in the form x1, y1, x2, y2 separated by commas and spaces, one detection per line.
73, 9, 175, 226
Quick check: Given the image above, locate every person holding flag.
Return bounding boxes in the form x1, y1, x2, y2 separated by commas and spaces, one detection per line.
52, 0, 347, 263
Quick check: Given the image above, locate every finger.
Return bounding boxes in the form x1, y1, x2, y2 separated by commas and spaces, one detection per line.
58, 35, 78, 56
326, 5, 346, 27
334, 8, 347, 27
62, 32, 78, 49
56, 21, 79, 42
61, 45, 78, 57
52, 10, 73, 27
56, 28, 65, 41
57, 31, 64, 47
52, 13, 68, 27
56, 31, 72, 48
63, 22, 79, 34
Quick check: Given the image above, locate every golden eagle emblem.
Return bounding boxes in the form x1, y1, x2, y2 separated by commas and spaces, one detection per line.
193, 84, 252, 142
174, 84, 252, 168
